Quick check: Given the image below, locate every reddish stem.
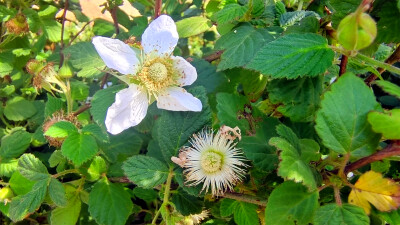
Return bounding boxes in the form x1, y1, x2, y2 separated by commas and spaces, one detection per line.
110, 7, 119, 34
365, 45, 400, 85
154, 0, 162, 19
339, 55, 348, 76
204, 50, 224, 62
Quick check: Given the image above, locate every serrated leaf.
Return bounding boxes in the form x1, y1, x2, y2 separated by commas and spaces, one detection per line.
368, 109, 400, 139
157, 87, 211, 163
268, 75, 323, 122
122, 155, 169, 188
190, 59, 228, 94
18, 153, 49, 181
0, 158, 17, 177
176, 16, 212, 38
48, 178, 67, 207
330, 0, 361, 28
265, 181, 318, 225
102, 131, 142, 162
377, 1, 400, 43
238, 118, 280, 172
174, 168, 203, 196
171, 190, 203, 216
87, 156, 108, 181
63, 42, 105, 78
90, 85, 124, 129
314, 203, 369, 225
82, 123, 109, 143
214, 4, 248, 24
246, 33, 334, 78
0, 130, 31, 159
220, 199, 259, 225
375, 80, 400, 99
348, 171, 400, 215
61, 132, 98, 166
216, 93, 250, 132
9, 178, 48, 221
132, 187, 158, 202
215, 25, 274, 70
269, 126, 318, 190
9, 171, 35, 195
315, 73, 381, 158
48, 150, 64, 168
44, 121, 78, 138
279, 10, 320, 27
45, 94, 65, 117
50, 185, 81, 225
88, 178, 133, 225
70, 80, 89, 101
4, 97, 37, 121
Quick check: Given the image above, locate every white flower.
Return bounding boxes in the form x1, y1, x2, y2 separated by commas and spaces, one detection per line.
92, 15, 202, 135
175, 128, 248, 196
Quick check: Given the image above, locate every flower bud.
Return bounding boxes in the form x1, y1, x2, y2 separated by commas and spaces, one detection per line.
5, 13, 29, 35
58, 62, 74, 79
337, 12, 377, 51
0, 187, 14, 202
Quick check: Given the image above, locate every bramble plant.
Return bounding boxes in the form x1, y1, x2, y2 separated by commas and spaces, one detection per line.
1, 0, 400, 224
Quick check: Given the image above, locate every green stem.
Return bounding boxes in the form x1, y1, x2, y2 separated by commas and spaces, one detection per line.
297, 0, 304, 11
0, 114, 11, 129
0, 181, 9, 186
151, 168, 174, 224
52, 169, 79, 178
65, 79, 73, 114
355, 53, 400, 75
223, 192, 267, 207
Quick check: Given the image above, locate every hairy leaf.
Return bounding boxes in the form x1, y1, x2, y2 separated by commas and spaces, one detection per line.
368, 109, 400, 139
0, 130, 31, 160
220, 199, 259, 225
176, 16, 212, 38
4, 97, 37, 121
214, 4, 248, 24
375, 80, 400, 99
44, 121, 78, 138
314, 203, 369, 225
18, 153, 49, 181
50, 185, 81, 225
48, 178, 67, 207
61, 132, 98, 166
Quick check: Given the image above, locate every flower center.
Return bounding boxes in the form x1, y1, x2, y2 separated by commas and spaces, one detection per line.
148, 62, 168, 82
201, 150, 223, 174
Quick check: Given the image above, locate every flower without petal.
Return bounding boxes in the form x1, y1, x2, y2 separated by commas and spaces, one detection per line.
92, 15, 202, 134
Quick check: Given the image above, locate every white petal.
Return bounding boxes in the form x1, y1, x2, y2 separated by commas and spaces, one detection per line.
92, 36, 140, 75
157, 87, 202, 111
105, 84, 148, 134
172, 56, 197, 86
141, 15, 178, 57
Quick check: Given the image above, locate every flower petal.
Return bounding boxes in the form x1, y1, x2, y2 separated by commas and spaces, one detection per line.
172, 56, 197, 86
157, 87, 202, 111
141, 15, 178, 57
92, 36, 140, 75
105, 84, 148, 134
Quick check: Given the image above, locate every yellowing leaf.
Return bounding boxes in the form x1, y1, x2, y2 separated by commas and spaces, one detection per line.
348, 171, 400, 214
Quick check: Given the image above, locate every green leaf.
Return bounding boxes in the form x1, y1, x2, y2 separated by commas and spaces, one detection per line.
90, 85, 124, 129
61, 132, 98, 166
0, 130, 31, 159
220, 199, 259, 225
279, 11, 320, 27
214, 4, 248, 24
122, 155, 169, 188
102, 131, 142, 163
18, 153, 49, 181
265, 181, 319, 225
44, 121, 78, 138
9, 178, 48, 222
93, 19, 115, 37
48, 150, 64, 168
63, 42, 106, 78
157, 87, 211, 163
171, 190, 203, 216
70, 80, 90, 101
238, 118, 280, 172
48, 178, 67, 207
50, 185, 81, 225
176, 16, 212, 38
4, 97, 37, 121
0, 158, 17, 177
45, 94, 65, 117
132, 187, 158, 202
190, 59, 228, 94
215, 25, 274, 70
314, 203, 369, 225
269, 125, 318, 190
378, 208, 400, 225
246, 33, 334, 79
9, 171, 35, 195
375, 80, 400, 99
216, 93, 250, 132
174, 168, 203, 196
86, 156, 108, 182
377, 1, 400, 43
368, 109, 400, 139
268, 75, 323, 122
82, 123, 109, 143
315, 73, 381, 158
88, 178, 133, 225
330, 0, 361, 28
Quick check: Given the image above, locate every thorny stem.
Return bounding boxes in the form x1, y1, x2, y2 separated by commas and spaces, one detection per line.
154, 0, 163, 19
59, 0, 69, 67
223, 192, 267, 207
152, 168, 174, 224
333, 186, 342, 206
344, 141, 400, 174
52, 169, 79, 178
365, 45, 400, 85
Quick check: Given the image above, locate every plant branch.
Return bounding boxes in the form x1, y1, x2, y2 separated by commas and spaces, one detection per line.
154, 0, 163, 19
344, 141, 400, 174
52, 169, 79, 178
223, 192, 267, 207
339, 55, 348, 76
109, 176, 131, 183
59, 0, 69, 66
204, 50, 224, 62
68, 20, 94, 45
333, 186, 342, 206
110, 7, 120, 34
73, 104, 91, 116
365, 45, 400, 85
100, 73, 110, 89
